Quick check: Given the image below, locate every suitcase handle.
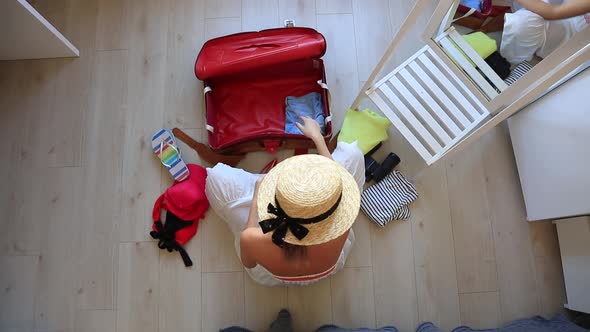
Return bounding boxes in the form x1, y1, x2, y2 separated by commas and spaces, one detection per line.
236, 43, 281, 51
262, 140, 282, 154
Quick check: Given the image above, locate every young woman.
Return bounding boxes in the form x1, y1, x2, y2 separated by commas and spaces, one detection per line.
501, 0, 589, 64
206, 116, 365, 286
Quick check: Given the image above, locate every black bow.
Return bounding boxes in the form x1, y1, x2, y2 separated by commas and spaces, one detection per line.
150, 211, 194, 267
258, 194, 342, 247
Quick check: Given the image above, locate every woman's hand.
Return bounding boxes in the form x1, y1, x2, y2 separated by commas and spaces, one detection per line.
295, 116, 332, 159
295, 116, 323, 141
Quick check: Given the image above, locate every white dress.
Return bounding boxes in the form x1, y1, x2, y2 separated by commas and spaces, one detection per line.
205, 141, 365, 286
500, 7, 589, 65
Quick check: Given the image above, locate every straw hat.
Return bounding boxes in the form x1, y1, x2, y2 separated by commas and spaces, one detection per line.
257, 154, 360, 246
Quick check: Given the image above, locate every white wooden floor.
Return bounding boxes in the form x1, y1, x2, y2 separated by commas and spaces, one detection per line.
0, 1, 566, 331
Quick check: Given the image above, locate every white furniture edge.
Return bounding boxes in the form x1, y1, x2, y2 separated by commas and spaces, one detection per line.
0, 0, 79, 60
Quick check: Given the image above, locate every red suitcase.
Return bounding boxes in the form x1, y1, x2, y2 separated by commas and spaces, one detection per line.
195, 27, 332, 154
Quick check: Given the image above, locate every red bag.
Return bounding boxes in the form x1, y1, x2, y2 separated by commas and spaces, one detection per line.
457, 0, 511, 19
150, 164, 209, 266
195, 28, 332, 154
457, 0, 493, 19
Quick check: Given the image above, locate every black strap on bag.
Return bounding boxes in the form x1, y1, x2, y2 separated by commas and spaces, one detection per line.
150, 211, 194, 267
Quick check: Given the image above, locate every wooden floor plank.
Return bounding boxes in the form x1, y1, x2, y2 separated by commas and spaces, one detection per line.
411, 163, 461, 331
28, 0, 99, 169
158, 250, 202, 332
165, 0, 206, 129
44, 55, 94, 168
30, 0, 99, 52
0, 256, 38, 332
529, 221, 566, 317
118, 0, 170, 242
244, 277, 288, 331
316, 14, 359, 130
288, 278, 333, 331
206, 17, 243, 39
316, 0, 353, 14
0, 61, 30, 255
533, 255, 567, 318
0, 60, 56, 256
459, 292, 502, 329
446, 141, 498, 294
202, 272, 245, 331
278, 0, 317, 28
242, 0, 280, 31
61, 0, 100, 52
205, 0, 242, 18
483, 127, 541, 322
530, 221, 561, 258
96, 0, 129, 50
34, 167, 84, 332
371, 221, 418, 331
331, 267, 376, 328
116, 242, 159, 332
386, 0, 437, 70
78, 49, 127, 310
352, 0, 393, 81
344, 216, 373, 268
201, 212, 244, 272
75, 310, 116, 332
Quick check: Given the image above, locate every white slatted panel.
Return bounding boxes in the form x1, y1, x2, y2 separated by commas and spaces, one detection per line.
389, 77, 452, 144
367, 46, 489, 165
418, 54, 482, 120
380, 84, 443, 152
425, 48, 488, 112
369, 46, 431, 93
438, 36, 499, 99
399, 68, 462, 135
407, 62, 471, 128
446, 28, 509, 92
368, 91, 434, 162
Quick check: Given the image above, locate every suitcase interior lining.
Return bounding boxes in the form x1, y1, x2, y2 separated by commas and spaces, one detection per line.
205, 58, 330, 150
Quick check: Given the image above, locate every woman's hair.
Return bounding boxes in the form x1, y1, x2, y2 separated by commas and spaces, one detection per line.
282, 242, 307, 260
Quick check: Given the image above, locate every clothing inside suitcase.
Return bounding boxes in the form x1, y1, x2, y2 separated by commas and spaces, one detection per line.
196, 28, 331, 153
206, 59, 328, 150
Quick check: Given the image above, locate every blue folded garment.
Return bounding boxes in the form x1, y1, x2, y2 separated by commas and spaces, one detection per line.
284, 92, 326, 135
460, 0, 482, 11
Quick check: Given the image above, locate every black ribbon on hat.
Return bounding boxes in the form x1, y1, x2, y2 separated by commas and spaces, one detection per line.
259, 193, 342, 247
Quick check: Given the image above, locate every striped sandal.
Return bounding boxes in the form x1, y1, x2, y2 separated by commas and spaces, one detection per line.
152, 128, 190, 182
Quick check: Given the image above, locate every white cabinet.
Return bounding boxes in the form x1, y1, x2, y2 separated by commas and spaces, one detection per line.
555, 216, 590, 314
508, 67, 590, 221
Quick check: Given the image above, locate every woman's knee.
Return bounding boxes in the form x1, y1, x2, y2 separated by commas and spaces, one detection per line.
332, 142, 365, 189
206, 163, 261, 217
501, 9, 546, 63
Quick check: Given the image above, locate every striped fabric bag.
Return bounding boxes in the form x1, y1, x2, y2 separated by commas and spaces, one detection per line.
360, 171, 418, 227
504, 61, 533, 86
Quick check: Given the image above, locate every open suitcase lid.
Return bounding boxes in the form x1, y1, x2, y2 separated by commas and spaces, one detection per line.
195, 27, 326, 80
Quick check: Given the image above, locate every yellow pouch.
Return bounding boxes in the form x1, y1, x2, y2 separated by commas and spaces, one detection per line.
338, 109, 391, 154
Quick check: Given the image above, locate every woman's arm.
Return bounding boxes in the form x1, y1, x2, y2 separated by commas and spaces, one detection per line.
239, 229, 258, 268
240, 176, 265, 268
517, 0, 590, 20
296, 116, 333, 159
245, 176, 264, 229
